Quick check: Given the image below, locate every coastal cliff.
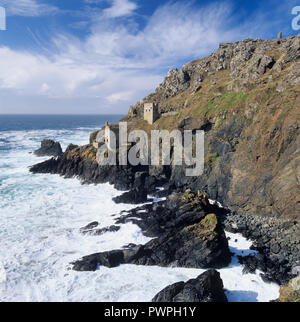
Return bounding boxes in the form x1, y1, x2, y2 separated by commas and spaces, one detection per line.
30, 35, 300, 288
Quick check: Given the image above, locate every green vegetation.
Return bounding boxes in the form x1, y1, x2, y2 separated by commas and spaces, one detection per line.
197, 92, 248, 118
200, 214, 218, 231
186, 213, 218, 238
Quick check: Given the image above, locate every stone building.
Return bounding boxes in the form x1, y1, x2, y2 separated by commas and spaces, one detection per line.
144, 103, 159, 124
93, 121, 119, 151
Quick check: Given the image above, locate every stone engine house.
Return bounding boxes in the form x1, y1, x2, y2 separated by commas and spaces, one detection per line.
144, 103, 159, 125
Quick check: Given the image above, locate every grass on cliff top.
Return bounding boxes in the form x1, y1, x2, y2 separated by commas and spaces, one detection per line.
197, 92, 248, 118
120, 61, 298, 134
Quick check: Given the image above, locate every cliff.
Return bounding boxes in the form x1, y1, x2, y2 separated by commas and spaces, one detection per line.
30, 35, 300, 286
121, 35, 300, 220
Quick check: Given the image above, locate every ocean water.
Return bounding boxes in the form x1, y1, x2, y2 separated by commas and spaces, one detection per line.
0, 115, 280, 302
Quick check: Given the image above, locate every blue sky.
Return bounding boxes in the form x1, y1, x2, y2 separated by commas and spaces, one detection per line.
0, 0, 299, 114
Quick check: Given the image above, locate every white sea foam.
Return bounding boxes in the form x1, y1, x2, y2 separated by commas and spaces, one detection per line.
0, 128, 280, 302
0, 261, 6, 285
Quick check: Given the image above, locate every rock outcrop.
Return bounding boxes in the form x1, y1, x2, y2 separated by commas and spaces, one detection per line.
30, 144, 150, 190
129, 213, 230, 268
72, 192, 231, 271
152, 269, 227, 302
34, 139, 63, 157
112, 187, 148, 204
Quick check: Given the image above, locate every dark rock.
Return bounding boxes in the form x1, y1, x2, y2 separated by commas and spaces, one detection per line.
34, 139, 63, 157
113, 188, 148, 204
74, 215, 231, 271
131, 213, 231, 268
152, 269, 227, 302
115, 192, 214, 238
133, 172, 148, 189
72, 250, 125, 271
72, 192, 231, 271
270, 243, 281, 254
29, 157, 60, 174
224, 211, 300, 285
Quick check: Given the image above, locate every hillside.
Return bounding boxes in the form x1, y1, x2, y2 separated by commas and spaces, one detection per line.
121, 35, 300, 219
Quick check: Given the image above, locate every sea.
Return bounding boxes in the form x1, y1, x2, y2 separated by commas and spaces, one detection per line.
0, 114, 280, 302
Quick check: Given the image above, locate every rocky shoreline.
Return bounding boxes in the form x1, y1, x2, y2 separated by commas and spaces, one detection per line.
223, 211, 300, 285
72, 191, 231, 272
30, 149, 299, 288
29, 146, 299, 301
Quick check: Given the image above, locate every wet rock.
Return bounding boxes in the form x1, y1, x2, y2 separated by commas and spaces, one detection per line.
115, 192, 216, 238
72, 192, 231, 271
30, 144, 151, 189
34, 139, 63, 157
152, 269, 227, 302
131, 213, 231, 268
72, 250, 125, 271
112, 188, 148, 204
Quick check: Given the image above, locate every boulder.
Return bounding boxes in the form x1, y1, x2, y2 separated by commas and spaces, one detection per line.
152, 269, 228, 302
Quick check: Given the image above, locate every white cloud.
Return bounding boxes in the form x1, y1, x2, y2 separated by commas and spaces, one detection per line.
0, 1, 269, 114
103, 0, 138, 18
106, 90, 134, 103
1, 0, 58, 17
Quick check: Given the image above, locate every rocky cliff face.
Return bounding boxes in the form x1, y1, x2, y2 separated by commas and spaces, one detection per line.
124, 35, 300, 221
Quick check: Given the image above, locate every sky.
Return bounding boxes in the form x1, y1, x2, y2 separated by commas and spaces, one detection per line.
0, 0, 299, 115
